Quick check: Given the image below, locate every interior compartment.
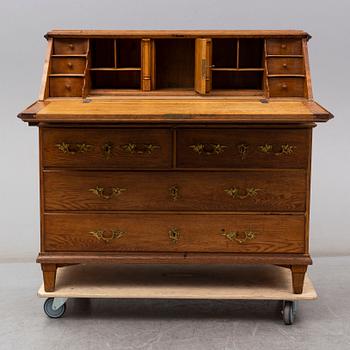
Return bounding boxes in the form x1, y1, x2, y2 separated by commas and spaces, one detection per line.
91, 70, 140, 90
117, 39, 141, 67
212, 71, 263, 90
91, 39, 115, 68
212, 39, 237, 68
155, 39, 195, 89
239, 39, 264, 68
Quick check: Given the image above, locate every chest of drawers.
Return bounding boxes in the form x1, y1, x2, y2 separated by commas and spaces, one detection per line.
19, 30, 332, 294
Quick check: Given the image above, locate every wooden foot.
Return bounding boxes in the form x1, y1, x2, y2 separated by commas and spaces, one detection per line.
291, 265, 307, 294
41, 264, 57, 292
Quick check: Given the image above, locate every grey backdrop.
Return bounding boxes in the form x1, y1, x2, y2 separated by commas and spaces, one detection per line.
0, 0, 349, 261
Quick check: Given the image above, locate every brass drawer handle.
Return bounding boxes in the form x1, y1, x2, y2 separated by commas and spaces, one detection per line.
259, 144, 295, 156
56, 142, 93, 154
221, 229, 256, 244
224, 187, 261, 200
90, 229, 124, 243
189, 143, 227, 155
169, 227, 180, 243
89, 186, 126, 200
169, 185, 179, 201
121, 143, 160, 154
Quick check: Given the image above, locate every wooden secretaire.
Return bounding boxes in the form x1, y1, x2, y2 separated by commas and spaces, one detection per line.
19, 30, 332, 293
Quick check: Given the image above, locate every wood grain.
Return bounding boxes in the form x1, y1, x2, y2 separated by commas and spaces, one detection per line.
177, 128, 309, 168
42, 128, 172, 168
43, 170, 307, 212
43, 213, 305, 253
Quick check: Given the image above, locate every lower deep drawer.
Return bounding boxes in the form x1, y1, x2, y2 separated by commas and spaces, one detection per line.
44, 213, 305, 253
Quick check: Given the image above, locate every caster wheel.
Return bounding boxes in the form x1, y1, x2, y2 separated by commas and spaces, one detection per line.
43, 298, 66, 318
282, 300, 296, 325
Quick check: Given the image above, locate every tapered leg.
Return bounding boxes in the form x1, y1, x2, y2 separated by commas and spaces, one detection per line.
291, 265, 307, 294
41, 263, 57, 292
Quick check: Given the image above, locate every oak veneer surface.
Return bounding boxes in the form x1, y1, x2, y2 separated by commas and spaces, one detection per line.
44, 213, 305, 253
19, 30, 332, 295
43, 170, 307, 212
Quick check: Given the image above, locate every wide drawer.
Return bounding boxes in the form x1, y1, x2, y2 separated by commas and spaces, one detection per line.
266, 39, 303, 55
176, 129, 309, 168
42, 128, 172, 168
44, 170, 306, 212
44, 213, 305, 253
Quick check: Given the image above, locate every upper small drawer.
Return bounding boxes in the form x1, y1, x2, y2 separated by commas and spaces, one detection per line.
267, 57, 304, 75
42, 128, 172, 169
176, 128, 310, 169
53, 39, 88, 55
266, 39, 303, 55
51, 57, 86, 74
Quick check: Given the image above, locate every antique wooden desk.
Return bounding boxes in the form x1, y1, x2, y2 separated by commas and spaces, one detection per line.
19, 30, 332, 294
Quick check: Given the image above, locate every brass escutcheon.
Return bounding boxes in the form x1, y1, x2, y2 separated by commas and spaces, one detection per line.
169, 185, 179, 201
102, 142, 113, 159
169, 227, 180, 243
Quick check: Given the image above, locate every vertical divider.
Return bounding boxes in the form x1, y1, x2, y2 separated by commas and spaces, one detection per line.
82, 39, 91, 98
302, 38, 313, 100
114, 39, 117, 68
263, 39, 270, 98
236, 39, 240, 69
38, 38, 53, 100
141, 38, 152, 91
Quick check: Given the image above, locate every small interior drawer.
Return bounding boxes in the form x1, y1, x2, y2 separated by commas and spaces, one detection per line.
49, 77, 83, 97
267, 57, 304, 75
268, 77, 305, 97
51, 57, 86, 74
53, 39, 88, 55
266, 39, 303, 55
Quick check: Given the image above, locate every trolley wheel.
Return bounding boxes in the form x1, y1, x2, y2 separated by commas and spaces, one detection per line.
282, 300, 296, 325
43, 298, 66, 318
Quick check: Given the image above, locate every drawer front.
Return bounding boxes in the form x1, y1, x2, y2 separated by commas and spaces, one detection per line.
266, 39, 303, 55
176, 129, 309, 169
44, 170, 306, 212
51, 57, 86, 74
49, 77, 83, 97
268, 77, 305, 97
44, 213, 305, 253
53, 39, 88, 55
267, 57, 304, 75
42, 128, 172, 168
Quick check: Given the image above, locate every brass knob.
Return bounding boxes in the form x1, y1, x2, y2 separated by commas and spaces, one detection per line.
65, 84, 71, 90
69, 43, 74, 50
282, 63, 288, 69
281, 44, 287, 49
281, 83, 288, 89
67, 62, 73, 68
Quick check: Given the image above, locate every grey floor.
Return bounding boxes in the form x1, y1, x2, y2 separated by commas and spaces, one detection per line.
1, 257, 350, 350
